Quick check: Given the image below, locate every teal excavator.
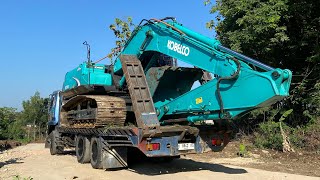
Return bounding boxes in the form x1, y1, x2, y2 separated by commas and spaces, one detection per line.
59, 17, 291, 134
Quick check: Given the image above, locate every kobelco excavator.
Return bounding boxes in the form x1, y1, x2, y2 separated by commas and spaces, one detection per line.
46, 17, 292, 169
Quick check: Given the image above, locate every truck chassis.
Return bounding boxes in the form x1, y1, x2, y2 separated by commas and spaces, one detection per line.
46, 123, 230, 169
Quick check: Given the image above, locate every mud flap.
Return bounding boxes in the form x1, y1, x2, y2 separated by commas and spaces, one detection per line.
102, 147, 128, 169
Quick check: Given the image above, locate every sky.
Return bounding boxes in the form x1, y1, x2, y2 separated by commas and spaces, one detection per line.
0, 0, 215, 110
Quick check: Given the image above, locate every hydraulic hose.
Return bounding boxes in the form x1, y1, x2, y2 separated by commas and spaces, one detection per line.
217, 57, 241, 118
150, 18, 185, 35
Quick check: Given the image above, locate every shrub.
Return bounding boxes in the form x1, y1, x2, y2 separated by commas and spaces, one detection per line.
291, 118, 320, 151
254, 121, 284, 150
254, 117, 320, 151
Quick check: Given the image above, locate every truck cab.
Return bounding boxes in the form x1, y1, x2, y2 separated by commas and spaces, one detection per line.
47, 91, 61, 135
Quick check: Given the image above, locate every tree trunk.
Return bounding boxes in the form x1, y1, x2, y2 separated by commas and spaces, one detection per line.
27, 128, 30, 139
279, 121, 295, 152
33, 120, 36, 141
38, 123, 41, 140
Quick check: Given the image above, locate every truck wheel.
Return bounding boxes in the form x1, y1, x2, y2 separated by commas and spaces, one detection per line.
76, 135, 90, 163
49, 130, 64, 155
90, 137, 103, 169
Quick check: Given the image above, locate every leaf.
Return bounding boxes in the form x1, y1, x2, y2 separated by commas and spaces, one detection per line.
239, 143, 246, 152
107, 53, 113, 59
115, 18, 122, 25
206, 20, 215, 30
279, 109, 293, 122
127, 16, 132, 23
126, 31, 131, 38
107, 17, 135, 64
109, 24, 116, 30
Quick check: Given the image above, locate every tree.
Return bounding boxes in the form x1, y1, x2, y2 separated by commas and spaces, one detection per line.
0, 107, 18, 140
107, 17, 135, 63
20, 91, 48, 141
205, 0, 320, 125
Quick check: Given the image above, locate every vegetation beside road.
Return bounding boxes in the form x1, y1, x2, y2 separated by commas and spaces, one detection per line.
0, 92, 48, 146
205, 0, 319, 152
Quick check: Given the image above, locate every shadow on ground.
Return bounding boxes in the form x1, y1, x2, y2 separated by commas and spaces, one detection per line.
61, 150, 76, 156
58, 148, 247, 176
127, 158, 248, 176
0, 158, 24, 168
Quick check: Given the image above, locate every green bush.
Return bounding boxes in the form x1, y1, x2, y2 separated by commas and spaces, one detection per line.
254, 121, 284, 150
291, 118, 320, 151
254, 118, 320, 151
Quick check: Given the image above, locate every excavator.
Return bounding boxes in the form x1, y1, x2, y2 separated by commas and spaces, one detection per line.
46, 17, 292, 169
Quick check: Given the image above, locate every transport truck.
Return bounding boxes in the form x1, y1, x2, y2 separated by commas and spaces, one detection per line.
45, 17, 292, 169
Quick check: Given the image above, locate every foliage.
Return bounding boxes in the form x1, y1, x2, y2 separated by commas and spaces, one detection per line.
205, 0, 319, 66
7, 114, 26, 140
205, 0, 320, 151
0, 107, 18, 139
255, 118, 320, 151
107, 17, 135, 63
0, 91, 48, 141
237, 143, 247, 157
254, 121, 285, 150
19, 91, 48, 141
279, 109, 293, 122
254, 109, 294, 151
20, 92, 48, 128
252, 108, 319, 151
290, 118, 320, 151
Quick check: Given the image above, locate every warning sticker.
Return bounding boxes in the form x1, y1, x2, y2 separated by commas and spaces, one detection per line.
195, 97, 203, 104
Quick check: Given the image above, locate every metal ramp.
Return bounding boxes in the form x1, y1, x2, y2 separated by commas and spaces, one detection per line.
120, 55, 161, 136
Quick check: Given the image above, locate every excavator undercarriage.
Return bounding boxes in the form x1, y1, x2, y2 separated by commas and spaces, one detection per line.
60, 95, 127, 128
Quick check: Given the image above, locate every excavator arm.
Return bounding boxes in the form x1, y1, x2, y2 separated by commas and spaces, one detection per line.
113, 18, 292, 125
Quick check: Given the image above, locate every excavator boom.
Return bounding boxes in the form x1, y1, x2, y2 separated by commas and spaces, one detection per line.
112, 18, 292, 124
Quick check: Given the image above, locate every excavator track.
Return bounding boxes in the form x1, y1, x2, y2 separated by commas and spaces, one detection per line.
60, 95, 126, 128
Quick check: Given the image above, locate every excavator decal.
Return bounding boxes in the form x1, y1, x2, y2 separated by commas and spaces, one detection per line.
167, 40, 190, 56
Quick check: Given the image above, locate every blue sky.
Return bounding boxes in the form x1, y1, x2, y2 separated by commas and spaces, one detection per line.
0, 0, 215, 110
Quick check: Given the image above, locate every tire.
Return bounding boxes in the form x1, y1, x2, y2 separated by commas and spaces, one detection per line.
76, 135, 91, 163
90, 137, 103, 169
49, 130, 64, 155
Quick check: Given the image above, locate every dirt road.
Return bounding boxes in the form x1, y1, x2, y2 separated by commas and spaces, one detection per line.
0, 144, 318, 180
